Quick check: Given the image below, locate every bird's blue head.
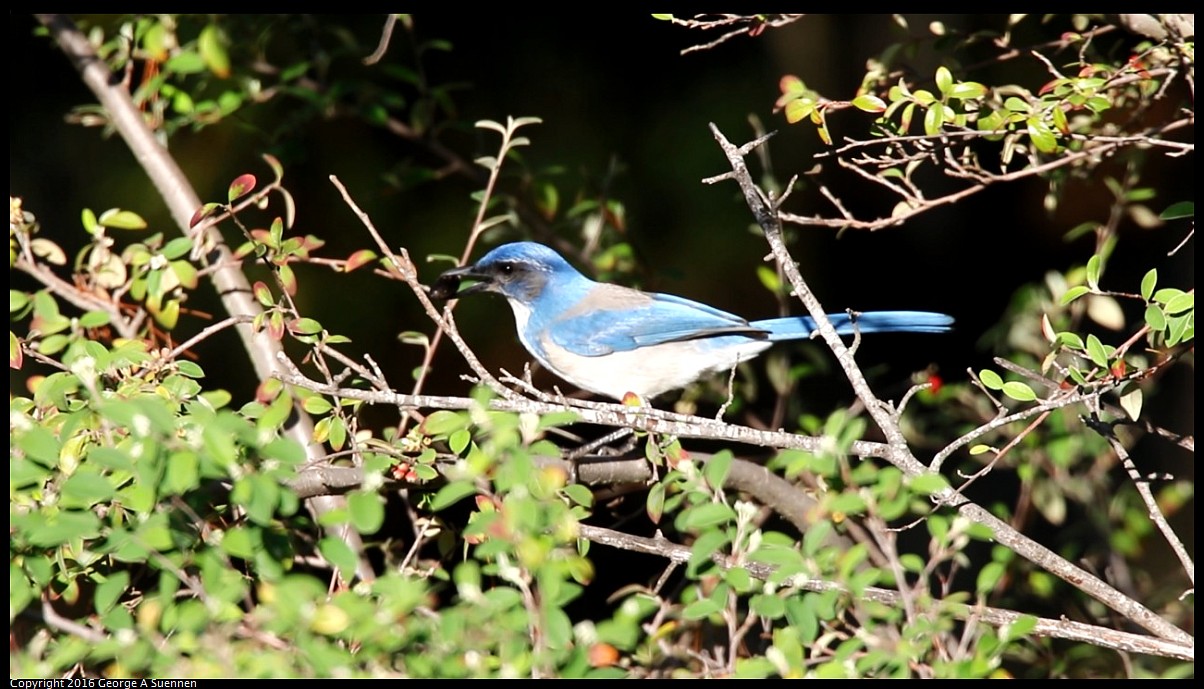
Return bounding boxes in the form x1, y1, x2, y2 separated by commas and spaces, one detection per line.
431, 242, 584, 305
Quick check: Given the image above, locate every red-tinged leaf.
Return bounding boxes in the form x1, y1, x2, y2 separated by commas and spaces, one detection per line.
256, 377, 283, 404
1038, 79, 1059, 96
228, 174, 257, 203
1052, 106, 1069, 134
262, 153, 284, 180
288, 317, 323, 336
851, 94, 887, 113
299, 234, 326, 253
198, 24, 231, 78
345, 249, 378, 272
253, 281, 274, 307
278, 263, 297, 295
267, 312, 285, 341
1111, 359, 1126, 378
190, 203, 221, 228
10, 331, 23, 370
779, 74, 805, 96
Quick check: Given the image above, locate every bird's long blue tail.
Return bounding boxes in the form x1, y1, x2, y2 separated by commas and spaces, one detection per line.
755, 311, 953, 341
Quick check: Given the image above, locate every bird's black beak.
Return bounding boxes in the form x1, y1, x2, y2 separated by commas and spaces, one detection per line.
429, 264, 494, 299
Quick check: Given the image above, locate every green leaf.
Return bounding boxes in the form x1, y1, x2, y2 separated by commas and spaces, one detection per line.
682, 597, 722, 620
1085, 254, 1102, 290
422, 410, 468, 436
301, 396, 332, 415
908, 473, 950, 495
221, 526, 257, 560
851, 94, 887, 112
1085, 334, 1109, 367
94, 571, 130, 614
62, 471, 115, 507
1001, 381, 1037, 402
429, 480, 476, 511
703, 451, 733, 490
784, 98, 816, 124
16, 425, 61, 467
1152, 287, 1185, 304
1060, 284, 1090, 305
923, 104, 944, 136
1144, 303, 1167, 331
318, 536, 358, 580
198, 24, 231, 78
1160, 200, 1194, 220
934, 66, 953, 96
163, 450, 199, 495
449, 428, 471, 455
976, 561, 1005, 594
948, 81, 986, 99
680, 502, 736, 530
1166, 313, 1192, 346
1026, 119, 1058, 153
1003, 615, 1039, 642
98, 209, 148, 231
349, 491, 386, 534
1163, 291, 1193, 316
1140, 269, 1158, 301
978, 369, 1004, 390
166, 51, 206, 75
646, 482, 665, 524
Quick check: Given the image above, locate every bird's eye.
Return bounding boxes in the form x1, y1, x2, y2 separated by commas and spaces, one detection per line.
497, 262, 516, 280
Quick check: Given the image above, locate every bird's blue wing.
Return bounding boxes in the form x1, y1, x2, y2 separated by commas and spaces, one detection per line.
546, 288, 767, 356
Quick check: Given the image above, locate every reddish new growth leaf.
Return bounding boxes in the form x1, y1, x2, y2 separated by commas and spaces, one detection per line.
344, 249, 378, 272
1111, 359, 1127, 378
228, 173, 257, 203
189, 203, 221, 228
1127, 55, 1152, 79
253, 281, 274, 307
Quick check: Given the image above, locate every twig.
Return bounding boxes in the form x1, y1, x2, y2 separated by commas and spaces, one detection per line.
704, 122, 1192, 646
576, 524, 1193, 660
1085, 416, 1194, 587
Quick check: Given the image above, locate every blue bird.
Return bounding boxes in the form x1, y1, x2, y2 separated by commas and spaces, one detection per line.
433, 242, 952, 400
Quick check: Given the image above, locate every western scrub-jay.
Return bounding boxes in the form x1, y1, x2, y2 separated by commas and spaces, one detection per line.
432, 242, 952, 400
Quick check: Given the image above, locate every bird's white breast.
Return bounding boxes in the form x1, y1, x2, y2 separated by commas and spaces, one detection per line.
539, 335, 772, 399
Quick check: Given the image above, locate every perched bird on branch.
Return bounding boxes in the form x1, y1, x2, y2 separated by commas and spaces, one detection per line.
433, 242, 952, 400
